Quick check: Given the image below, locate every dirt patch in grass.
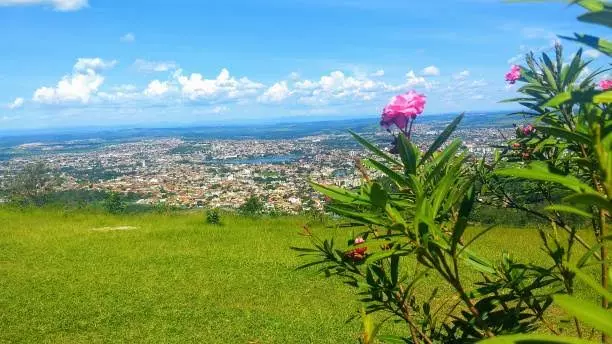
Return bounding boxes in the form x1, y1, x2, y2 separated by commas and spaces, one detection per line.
90, 226, 138, 232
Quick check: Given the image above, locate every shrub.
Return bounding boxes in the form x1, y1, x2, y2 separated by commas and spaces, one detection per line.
239, 195, 265, 215
206, 209, 221, 224
103, 192, 126, 214
296, 19, 612, 340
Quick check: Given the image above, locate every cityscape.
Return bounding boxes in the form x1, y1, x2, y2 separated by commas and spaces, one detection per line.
0, 114, 514, 213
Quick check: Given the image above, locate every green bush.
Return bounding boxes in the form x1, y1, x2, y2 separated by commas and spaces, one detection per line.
103, 192, 126, 214
206, 209, 221, 224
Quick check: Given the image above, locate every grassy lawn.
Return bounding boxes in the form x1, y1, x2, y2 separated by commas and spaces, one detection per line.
0, 208, 603, 343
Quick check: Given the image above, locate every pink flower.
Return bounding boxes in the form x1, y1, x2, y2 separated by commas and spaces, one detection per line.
522, 124, 535, 136
599, 79, 612, 90
354, 237, 365, 245
505, 65, 521, 84
381, 91, 426, 130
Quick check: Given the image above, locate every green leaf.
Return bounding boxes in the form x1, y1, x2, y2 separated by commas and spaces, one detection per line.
397, 134, 417, 175
544, 205, 593, 218
310, 182, 370, 204
326, 205, 386, 226
577, 10, 612, 28
363, 158, 407, 187
535, 126, 592, 145
495, 163, 596, 193
349, 130, 402, 167
554, 294, 612, 335
419, 113, 464, 166
451, 184, 476, 255
370, 182, 388, 210
593, 90, 612, 104
564, 193, 612, 212
568, 263, 612, 301
560, 33, 612, 57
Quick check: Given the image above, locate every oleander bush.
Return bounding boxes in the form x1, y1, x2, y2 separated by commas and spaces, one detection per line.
296, 1, 611, 343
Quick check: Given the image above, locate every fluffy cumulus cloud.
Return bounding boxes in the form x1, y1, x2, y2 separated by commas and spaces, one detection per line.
20, 56, 485, 115
0, 0, 87, 11
74, 58, 117, 72
144, 80, 170, 97
405, 70, 433, 89
32, 58, 115, 104
174, 68, 264, 100
120, 33, 135, 43
33, 70, 104, 104
7, 97, 24, 109
421, 65, 440, 76
258, 81, 291, 103
133, 59, 178, 73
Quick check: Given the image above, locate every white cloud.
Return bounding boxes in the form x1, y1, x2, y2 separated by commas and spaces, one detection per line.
133, 59, 178, 73
144, 80, 171, 97
74, 58, 117, 72
0, 0, 87, 11
585, 49, 601, 59
421, 65, 440, 76
213, 106, 228, 114
32, 58, 113, 104
7, 97, 24, 109
258, 81, 291, 103
508, 39, 560, 64
120, 33, 135, 43
471, 94, 485, 100
405, 70, 432, 89
288, 72, 300, 80
371, 69, 385, 77
33, 70, 103, 104
174, 68, 264, 100
453, 70, 470, 80
470, 79, 488, 87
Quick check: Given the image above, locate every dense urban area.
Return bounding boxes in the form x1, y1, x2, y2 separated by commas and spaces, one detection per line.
0, 119, 513, 213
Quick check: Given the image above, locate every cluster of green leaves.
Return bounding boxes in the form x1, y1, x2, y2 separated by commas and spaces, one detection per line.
296, 114, 566, 343
296, 3, 612, 341
206, 208, 222, 225
476, 9, 612, 343
239, 195, 266, 215
104, 192, 127, 214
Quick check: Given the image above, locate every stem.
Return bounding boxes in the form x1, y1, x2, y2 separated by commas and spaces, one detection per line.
600, 209, 608, 344
396, 285, 433, 344
407, 120, 414, 140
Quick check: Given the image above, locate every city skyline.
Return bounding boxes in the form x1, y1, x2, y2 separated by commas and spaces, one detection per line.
0, 0, 608, 129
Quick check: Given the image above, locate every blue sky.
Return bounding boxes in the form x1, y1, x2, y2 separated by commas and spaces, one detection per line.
0, 0, 608, 129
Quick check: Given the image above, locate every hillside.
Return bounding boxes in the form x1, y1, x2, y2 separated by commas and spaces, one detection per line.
0, 208, 602, 343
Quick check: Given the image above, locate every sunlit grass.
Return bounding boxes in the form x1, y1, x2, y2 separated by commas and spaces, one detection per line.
0, 208, 603, 342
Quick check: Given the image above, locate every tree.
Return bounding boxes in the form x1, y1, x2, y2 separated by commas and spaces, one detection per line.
239, 195, 264, 215
4, 161, 60, 205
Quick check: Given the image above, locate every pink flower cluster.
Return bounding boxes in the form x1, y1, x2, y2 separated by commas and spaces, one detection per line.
380, 91, 426, 132
505, 65, 521, 84
522, 124, 535, 136
599, 79, 612, 90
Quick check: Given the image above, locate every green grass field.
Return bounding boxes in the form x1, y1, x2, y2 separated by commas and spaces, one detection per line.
0, 208, 603, 343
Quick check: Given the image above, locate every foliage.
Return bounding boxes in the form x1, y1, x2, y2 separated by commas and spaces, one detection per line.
296, 9, 612, 339
2, 161, 61, 206
103, 192, 127, 214
239, 195, 265, 215
206, 208, 222, 224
